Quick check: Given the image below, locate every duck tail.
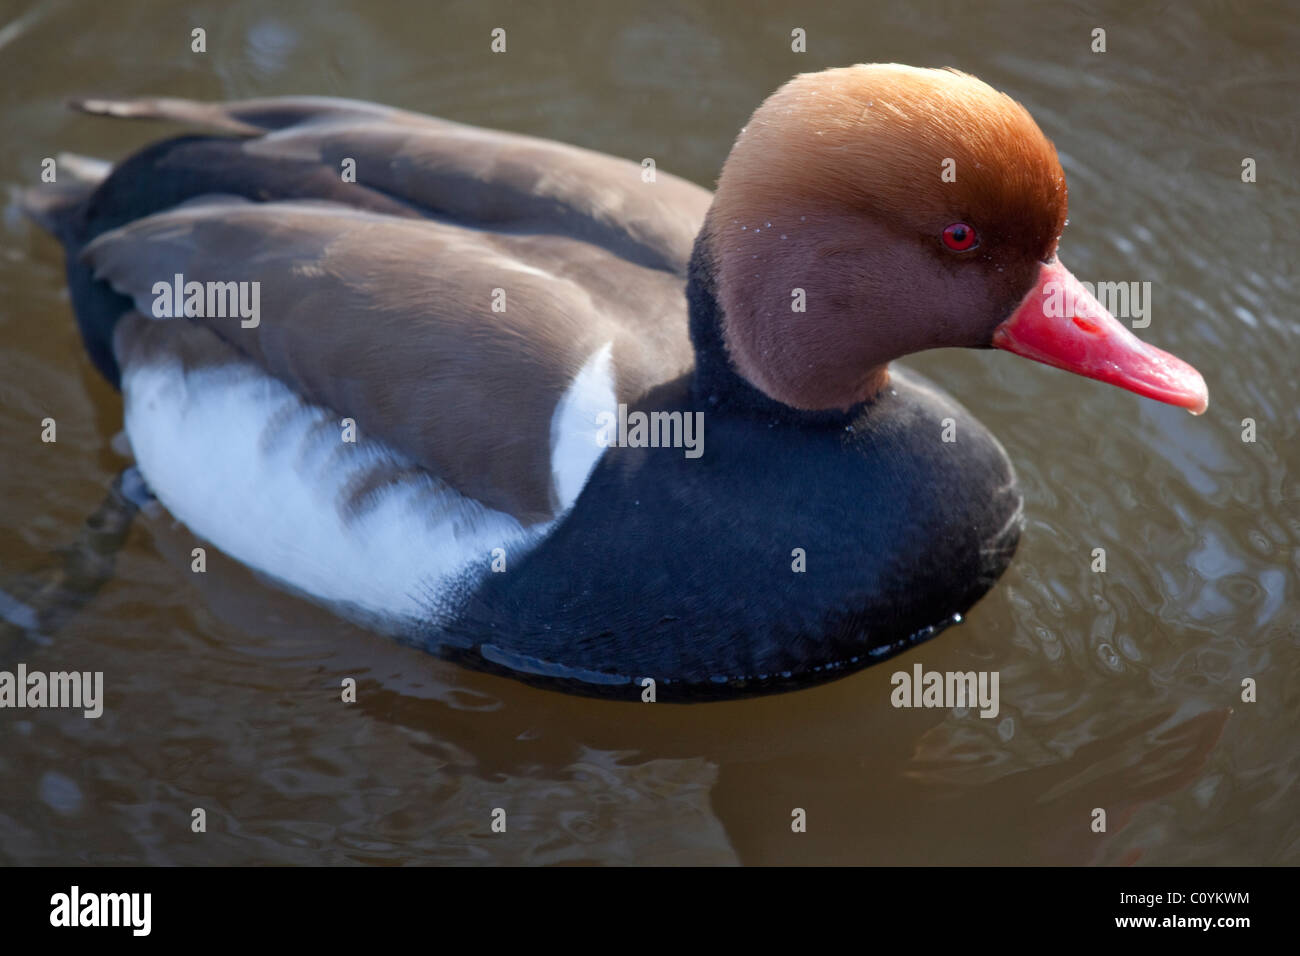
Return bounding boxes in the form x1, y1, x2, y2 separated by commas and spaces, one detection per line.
20, 147, 134, 388
17, 151, 110, 243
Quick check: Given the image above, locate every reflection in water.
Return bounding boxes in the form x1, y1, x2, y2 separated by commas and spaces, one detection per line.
0, 0, 1296, 865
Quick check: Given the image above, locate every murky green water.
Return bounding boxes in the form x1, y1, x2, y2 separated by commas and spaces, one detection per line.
0, 0, 1296, 864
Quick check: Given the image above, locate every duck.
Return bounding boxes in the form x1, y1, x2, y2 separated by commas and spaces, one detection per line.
24, 64, 1208, 701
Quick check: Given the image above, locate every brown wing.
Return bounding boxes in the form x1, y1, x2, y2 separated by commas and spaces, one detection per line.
84, 197, 694, 523
72, 95, 712, 524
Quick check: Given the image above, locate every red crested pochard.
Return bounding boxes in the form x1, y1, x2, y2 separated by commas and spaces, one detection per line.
25, 64, 1207, 699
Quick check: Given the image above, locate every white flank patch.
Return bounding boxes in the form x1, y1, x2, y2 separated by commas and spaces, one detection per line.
550, 341, 617, 511
122, 354, 549, 625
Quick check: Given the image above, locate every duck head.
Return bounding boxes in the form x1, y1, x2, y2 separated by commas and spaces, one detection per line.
702, 63, 1208, 414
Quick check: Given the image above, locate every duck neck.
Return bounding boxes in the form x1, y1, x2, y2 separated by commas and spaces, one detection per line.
686, 231, 881, 426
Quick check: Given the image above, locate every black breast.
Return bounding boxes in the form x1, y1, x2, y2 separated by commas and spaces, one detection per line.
428, 366, 1022, 701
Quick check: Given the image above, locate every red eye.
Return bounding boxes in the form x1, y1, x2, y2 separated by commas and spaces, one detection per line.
942, 222, 978, 251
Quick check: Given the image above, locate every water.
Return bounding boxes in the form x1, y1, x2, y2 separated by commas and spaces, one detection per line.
0, 0, 1296, 864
